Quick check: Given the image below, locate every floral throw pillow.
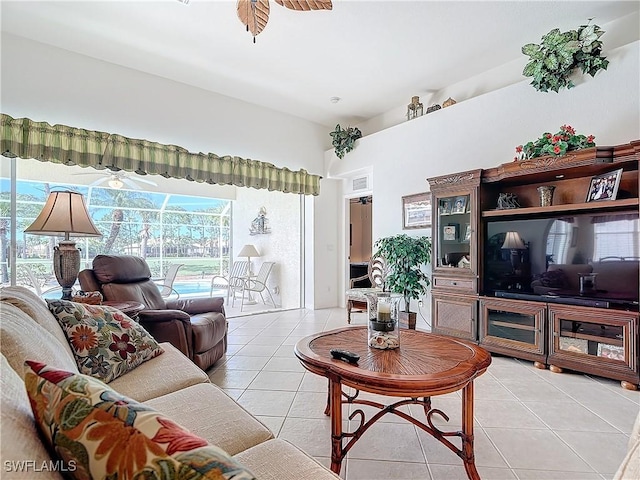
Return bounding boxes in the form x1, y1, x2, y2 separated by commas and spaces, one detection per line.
47, 299, 164, 383
24, 361, 256, 480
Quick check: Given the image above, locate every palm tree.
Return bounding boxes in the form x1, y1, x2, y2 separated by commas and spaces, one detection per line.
90, 188, 158, 254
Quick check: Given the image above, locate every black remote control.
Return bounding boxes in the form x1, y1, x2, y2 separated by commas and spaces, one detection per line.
330, 348, 360, 364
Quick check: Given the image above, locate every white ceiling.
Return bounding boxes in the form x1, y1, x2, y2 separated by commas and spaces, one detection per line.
1, 1, 638, 127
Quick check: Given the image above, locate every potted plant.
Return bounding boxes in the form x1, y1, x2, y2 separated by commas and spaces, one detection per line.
373, 234, 431, 328
522, 20, 609, 93
330, 124, 362, 159
514, 124, 596, 160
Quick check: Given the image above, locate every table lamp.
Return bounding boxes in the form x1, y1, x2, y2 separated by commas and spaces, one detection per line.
501, 231, 526, 273
25, 191, 102, 300
238, 244, 261, 277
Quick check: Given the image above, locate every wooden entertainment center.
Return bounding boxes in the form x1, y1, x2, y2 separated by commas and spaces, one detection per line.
428, 140, 640, 389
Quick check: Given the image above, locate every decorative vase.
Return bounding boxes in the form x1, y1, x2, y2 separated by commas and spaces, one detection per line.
364, 292, 401, 349
537, 185, 555, 207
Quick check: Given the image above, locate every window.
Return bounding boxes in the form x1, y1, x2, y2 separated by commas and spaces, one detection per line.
0, 178, 231, 293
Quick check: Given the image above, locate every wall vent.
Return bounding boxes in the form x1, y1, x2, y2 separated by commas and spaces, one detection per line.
352, 176, 368, 191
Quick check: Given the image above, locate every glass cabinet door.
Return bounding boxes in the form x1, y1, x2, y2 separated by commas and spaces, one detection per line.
436, 194, 471, 269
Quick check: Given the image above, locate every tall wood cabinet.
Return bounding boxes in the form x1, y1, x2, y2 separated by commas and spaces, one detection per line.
427, 169, 481, 340
428, 141, 640, 389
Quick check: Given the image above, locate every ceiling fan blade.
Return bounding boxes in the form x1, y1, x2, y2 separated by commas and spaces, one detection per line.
89, 177, 108, 187
275, 0, 332, 11
122, 178, 142, 190
237, 0, 270, 37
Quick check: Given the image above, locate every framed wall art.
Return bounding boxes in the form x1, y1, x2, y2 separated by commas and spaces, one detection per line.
402, 192, 432, 229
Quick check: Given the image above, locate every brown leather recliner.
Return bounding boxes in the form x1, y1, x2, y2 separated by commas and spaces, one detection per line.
78, 254, 227, 371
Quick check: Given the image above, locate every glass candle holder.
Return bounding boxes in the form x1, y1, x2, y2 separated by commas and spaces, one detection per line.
365, 292, 401, 349
579, 272, 598, 295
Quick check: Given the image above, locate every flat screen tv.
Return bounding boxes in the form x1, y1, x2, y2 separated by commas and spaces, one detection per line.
483, 210, 639, 309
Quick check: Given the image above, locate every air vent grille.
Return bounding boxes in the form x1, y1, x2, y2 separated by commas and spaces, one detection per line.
352, 176, 368, 191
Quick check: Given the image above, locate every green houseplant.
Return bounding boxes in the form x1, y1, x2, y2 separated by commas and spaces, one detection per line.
514, 124, 596, 160
330, 124, 362, 159
522, 20, 609, 93
373, 234, 431, 317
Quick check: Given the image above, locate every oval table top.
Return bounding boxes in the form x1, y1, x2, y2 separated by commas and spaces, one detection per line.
295, 326, 491, 397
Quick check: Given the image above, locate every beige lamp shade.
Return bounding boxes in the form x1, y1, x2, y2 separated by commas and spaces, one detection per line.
24, 191, 101, 300
501, 231, 525, 250
25, 191, 102, 239
238, 244, 261, 258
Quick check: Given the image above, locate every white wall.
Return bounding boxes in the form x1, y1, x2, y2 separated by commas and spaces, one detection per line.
232, 188, 301, 310
328, 41, 640, 307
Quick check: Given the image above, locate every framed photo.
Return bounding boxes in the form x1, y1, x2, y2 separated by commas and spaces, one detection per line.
586, 168, 623, 202
452, 196, 467, 214
439, 198, 452, 215
443, 224, 458, 241
597, 343, 625, 361
463, 223, 472, 242
402, 192, 432, 229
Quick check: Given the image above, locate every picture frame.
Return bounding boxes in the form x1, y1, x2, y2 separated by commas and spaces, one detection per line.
402, 192, 432, 229
439, 198, 452, 216
463, 223, 472, 242
443, 224, 458, 241
586, 168, 623, 202
597, 343, 625, 361
452, 196, 467, 214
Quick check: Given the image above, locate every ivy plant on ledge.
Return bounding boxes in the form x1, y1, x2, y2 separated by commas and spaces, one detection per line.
330, 124, 362, 159
522, 20, 609, 93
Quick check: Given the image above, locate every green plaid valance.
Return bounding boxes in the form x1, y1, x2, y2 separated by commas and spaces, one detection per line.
0, 114, 321, 195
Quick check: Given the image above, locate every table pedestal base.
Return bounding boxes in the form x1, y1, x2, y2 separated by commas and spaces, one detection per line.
328, 378, 479, 480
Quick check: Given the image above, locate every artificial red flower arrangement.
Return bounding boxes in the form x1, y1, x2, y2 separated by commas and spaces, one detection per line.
514, 125, 595, 161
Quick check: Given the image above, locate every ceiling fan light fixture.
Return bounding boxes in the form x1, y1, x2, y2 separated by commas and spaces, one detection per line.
108, 178, 124, 189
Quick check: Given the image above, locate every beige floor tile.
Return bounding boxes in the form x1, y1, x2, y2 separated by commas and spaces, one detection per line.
346, 422, 426, 463
474, 399, 548, 429
278, 417, 335, 457
346, 459, 431, 480
254, 415, 285, 436
555, 430, 631, 474
289, 391, 330, 418
513, 468, 602, 480
208, 368, 259, 389
223, 355, 271, 371
484, 427, 595, 472
263, 356, 306, 372
523, 400, 620, 432
247, 370, 304, 391
237, 389, 296, 416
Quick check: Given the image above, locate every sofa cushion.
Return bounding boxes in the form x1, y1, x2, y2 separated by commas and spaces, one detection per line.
234, 439, 341, 480
0, 286, 76, 361
109, 342, 209, 402
146, 383, 274, 455
592, 261, 639, 297
47, 300, 164, 383
0, 302, 79, 379
24, 361, 256, 480
1, 354, 62, 480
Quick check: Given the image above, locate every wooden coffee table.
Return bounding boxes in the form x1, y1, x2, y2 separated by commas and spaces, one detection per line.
294, 326, 491, 479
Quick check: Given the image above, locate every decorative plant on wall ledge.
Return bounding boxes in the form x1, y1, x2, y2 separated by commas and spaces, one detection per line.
330, 124, 362, 159
522, 19, 609, 92
514, 124, 595, 161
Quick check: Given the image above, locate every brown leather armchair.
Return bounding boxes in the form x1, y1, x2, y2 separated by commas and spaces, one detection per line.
78, 254, 227, 371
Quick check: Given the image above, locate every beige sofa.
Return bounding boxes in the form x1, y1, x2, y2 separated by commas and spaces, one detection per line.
0, 286, 339, 480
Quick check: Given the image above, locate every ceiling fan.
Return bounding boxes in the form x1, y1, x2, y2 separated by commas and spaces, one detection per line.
237, 0, 333, 42
72, 170, 158, 190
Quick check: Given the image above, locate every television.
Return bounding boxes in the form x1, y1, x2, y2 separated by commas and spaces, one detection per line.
483, 210, 639, 310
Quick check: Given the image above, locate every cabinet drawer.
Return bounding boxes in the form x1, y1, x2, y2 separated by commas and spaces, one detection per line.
433, 276, 475, 291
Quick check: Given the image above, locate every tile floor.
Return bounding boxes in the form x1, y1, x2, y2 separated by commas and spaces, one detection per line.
207, 307, 639, 480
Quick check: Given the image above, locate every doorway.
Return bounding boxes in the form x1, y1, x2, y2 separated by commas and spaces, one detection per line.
349, 196, 372, 287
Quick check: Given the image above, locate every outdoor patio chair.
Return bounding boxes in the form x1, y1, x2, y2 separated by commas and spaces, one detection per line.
154, 263, 183, 299
235, 261, 276, 312
210, 260, 249, 304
